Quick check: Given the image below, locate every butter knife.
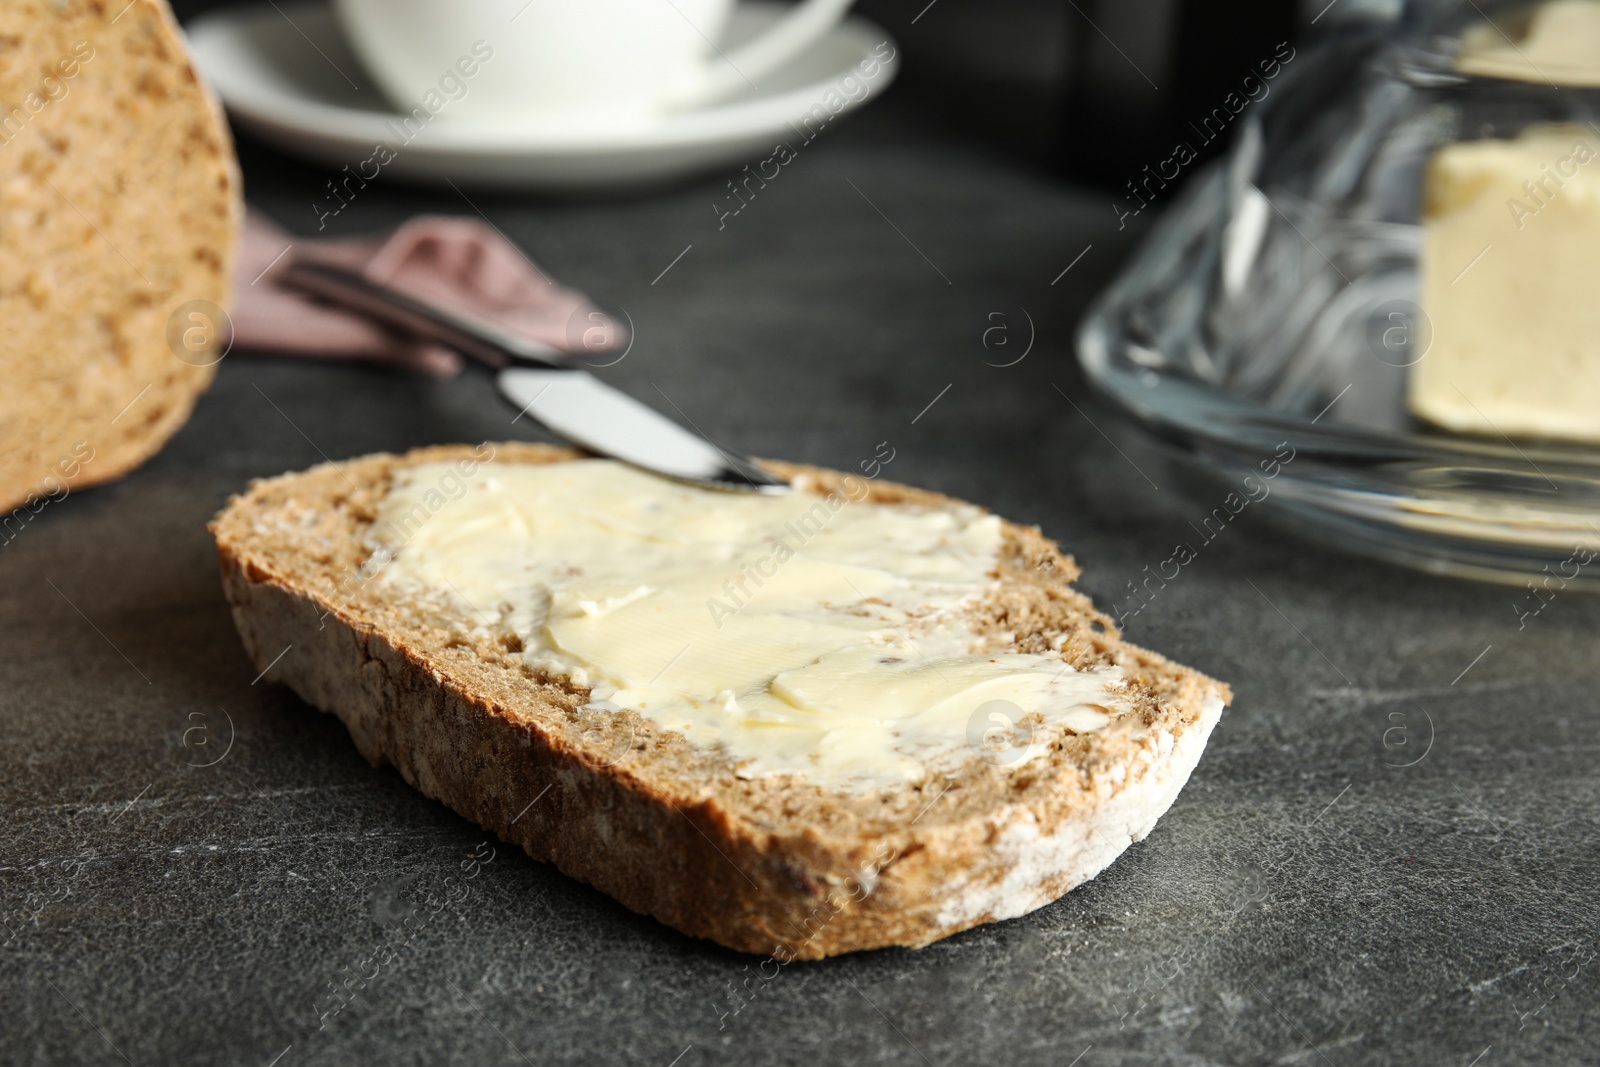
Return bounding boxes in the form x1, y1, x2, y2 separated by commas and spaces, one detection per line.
278, 261, 788, 493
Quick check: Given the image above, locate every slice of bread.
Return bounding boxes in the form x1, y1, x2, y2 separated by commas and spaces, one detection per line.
210, 444, 1230, 958
0, 0, 240, 517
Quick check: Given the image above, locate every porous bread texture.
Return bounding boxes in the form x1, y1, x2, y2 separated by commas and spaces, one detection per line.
210, 444, 1231, 958
0, 0, 240, 515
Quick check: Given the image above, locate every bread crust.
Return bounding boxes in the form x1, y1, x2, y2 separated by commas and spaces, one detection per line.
211, 444, 1230, 958
0, 0, 240, 515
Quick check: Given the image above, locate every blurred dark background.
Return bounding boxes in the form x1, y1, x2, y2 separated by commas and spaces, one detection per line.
168, 0, 1403, 196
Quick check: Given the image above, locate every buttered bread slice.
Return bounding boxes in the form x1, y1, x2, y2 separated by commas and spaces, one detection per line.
211, 444, 1229, 958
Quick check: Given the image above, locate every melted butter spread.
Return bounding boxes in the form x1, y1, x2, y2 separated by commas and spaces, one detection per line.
371, 460, 1122, 787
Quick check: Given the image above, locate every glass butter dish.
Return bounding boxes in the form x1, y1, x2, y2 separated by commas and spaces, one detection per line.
1078, 0, 1600, 587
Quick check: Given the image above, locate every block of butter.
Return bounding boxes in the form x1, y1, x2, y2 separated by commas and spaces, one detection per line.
1456, 0, 1600, 85
1412, 125, 1600, 441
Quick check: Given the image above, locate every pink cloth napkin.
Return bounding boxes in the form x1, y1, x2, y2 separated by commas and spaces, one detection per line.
230, 210, 618, 375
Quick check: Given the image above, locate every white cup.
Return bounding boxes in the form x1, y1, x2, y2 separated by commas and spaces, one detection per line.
332, 0, 856, 130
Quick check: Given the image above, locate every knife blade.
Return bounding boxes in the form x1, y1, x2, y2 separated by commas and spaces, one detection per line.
278, 261, 788, 493
497, 368, 784, 490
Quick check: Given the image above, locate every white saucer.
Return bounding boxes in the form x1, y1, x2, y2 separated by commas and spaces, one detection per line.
186, 1, 899, 191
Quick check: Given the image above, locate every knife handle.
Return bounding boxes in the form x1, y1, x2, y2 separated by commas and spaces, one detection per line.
278, 260, 568, 370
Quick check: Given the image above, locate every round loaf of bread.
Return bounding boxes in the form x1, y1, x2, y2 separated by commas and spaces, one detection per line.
0, 0, 239, 516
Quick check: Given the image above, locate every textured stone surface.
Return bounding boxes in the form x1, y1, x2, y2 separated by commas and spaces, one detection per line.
4, 17, 1599, 1065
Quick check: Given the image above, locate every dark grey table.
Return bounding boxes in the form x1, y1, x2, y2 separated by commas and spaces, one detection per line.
5, 15, 1599, 1064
